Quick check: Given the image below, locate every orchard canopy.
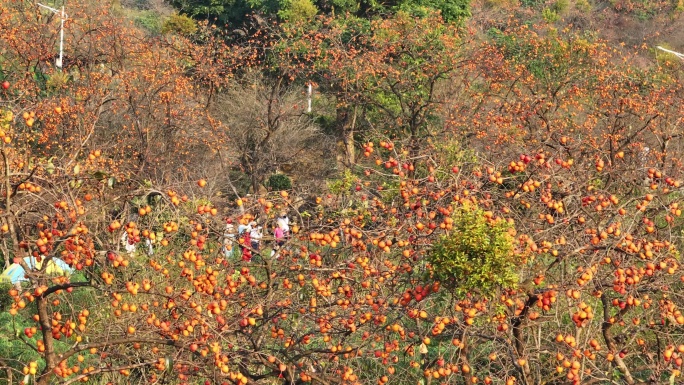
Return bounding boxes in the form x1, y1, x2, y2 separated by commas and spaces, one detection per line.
2, 0, 684, 385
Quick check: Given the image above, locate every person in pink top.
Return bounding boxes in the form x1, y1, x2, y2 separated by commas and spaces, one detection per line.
271, 226, 284, 258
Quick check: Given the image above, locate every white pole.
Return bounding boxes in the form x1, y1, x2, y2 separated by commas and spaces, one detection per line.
57, 6, 64, 69
37, 3, 66, 70
306, 83, 312, 113
657, 46, 684, 60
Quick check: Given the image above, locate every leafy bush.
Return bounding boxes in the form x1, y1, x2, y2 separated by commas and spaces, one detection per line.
552, 0, 569, 12
327, 169, 357, 195
395, 0, 471, 23
134, 11, 163, 34
267, 173, 292, 191
427, 205, 518, 298
161, 14, 197, 35
542, 7, 560, 22
0, 311, 42, 375
575, 0, 591, 11
278, 0, 318, 21
0, 282, 13, 312
46, 71, 69, 91
520, 0, 544, 7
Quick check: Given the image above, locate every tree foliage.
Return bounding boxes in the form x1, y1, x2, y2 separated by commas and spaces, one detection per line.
161, 14, 198, 34
170, 0, 469, 28
428, 205, 518, 298
267, 173, 292, 190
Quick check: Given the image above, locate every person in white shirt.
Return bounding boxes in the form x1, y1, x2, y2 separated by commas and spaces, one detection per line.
222, 223, 236, 258
276, 212, 289, 236
121, 232, 136, 254
238, 222, 251, 236
249, 222, 262, 251
145, 238, 154, 256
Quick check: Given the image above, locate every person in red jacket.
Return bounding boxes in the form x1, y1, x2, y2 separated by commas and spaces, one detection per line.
241, 230, 252, 262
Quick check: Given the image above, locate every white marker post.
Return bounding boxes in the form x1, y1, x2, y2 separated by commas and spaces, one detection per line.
37, 3, 67, 69
307, 83, 312, 113
657, 46, 684, 60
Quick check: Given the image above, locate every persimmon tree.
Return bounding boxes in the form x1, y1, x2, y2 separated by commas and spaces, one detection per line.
5, 4, 684, 385
269, 11, 464, 169
0, 0, 225, 180
437, 23, 684, 384
9, 104, 684, 385
0, 1, 232, 381
209, 73, 335, 194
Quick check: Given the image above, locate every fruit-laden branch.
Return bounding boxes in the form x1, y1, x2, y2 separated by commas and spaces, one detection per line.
600, 293, 635, 385
6, 166, 39, 202
58, 337, 185, 366
57, 359, 158, 385
36, 281, 91, 299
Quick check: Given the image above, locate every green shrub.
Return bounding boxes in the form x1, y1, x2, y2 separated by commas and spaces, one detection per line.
542, 7, 560, 22
520, 0, 544, 7
552, 0, 569, 12
327, 169, 357, 195
46, 71, 69, 91
575, 0, 591, 12
0, 311, 42, 374
427, 205, 518, 298
278, 0, 318, 21
161, 14, 198, 35
134, 11, 163, 34
267, 174, 292, 191
0, 282, 12, 312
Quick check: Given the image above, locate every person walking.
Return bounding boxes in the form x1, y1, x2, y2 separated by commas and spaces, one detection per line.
241, 229, 252, 262
271, 225, 284, 258
250, 221, 262, 252
276, 211, 290, 238
238, 220, 250, 238
121, 231, 136, 255
222, 222, 237, 259
239, 219, 252, 262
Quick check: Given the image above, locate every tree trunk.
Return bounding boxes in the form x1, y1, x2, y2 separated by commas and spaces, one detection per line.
336, 104, 356, 170
345, 106, 357, 167
251, 171, 259, 195
37, 296, 57, 385
1, 148, 23, 268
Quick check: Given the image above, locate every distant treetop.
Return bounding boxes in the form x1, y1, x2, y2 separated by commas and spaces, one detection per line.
170, 0, 469, 28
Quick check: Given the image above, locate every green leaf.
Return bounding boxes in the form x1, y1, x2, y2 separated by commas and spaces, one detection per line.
45, 160, 55, 175
91, 171, 108, 180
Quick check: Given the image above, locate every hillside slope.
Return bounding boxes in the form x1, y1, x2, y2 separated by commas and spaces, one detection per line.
470, 0, 684, 66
